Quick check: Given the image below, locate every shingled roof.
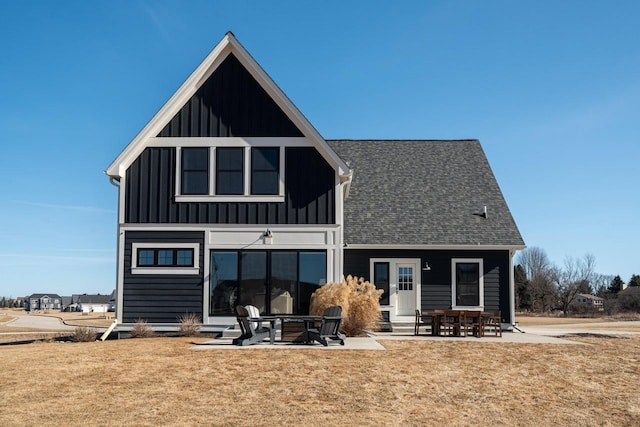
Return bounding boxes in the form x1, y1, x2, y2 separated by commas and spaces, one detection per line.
327, 139, 525, 247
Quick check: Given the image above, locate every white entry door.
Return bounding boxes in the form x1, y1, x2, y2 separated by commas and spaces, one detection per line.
396, 264, 416, 316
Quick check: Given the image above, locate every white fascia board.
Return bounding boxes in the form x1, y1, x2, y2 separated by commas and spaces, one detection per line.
106, 32, 349, 179
226, 35, 350, 176
105, 36, 233, 179
345, 244, 527, 251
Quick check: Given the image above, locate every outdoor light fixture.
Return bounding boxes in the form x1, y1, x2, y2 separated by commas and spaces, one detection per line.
263, 229, 273, 245
422, 261, 431, 271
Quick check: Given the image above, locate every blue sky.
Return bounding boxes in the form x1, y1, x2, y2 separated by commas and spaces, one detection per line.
1, 1, 638, 297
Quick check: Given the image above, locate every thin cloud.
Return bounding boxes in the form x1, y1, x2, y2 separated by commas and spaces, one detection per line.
10, 200, 116, 214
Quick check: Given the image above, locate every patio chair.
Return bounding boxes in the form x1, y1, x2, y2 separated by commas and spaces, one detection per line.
462, 311, 482, 337
440, 310, 464, 337
306, 306, 346, 346
414, 309, 433, 336
233, 305, 275, 346
481, 310, 502, 337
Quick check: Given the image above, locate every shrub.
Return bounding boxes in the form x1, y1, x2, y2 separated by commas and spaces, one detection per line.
72, 326, 97, 342
310, 275, 383, 336
130, 318, 154, 338
177, 312, 202, 337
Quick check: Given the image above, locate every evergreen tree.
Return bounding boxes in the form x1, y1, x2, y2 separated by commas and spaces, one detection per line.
514, 264, 532, 311
629, 274, 640, 287
608, 275, 624, 294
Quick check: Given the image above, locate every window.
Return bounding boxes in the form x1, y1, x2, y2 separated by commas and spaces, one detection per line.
131, 243, 199, 275
138, 249, 155, 266
181, 147, 209, 195
373, 262, 390, 305
216, 147, 244, 195
136, 248, 194, 267
209, 250, 326, 316
176, 145, 283, 201
251, 147, 279, 195
452, 259, 484, 308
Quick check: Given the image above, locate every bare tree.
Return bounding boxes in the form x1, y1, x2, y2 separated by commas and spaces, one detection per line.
517, 246, 551, 280
517, 247, 557, 312
592, 273, 615, 297
555, 253, 596, 316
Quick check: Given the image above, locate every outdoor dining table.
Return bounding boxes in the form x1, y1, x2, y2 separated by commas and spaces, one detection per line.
275, 315, 322, 343
420, 310, 444, 336
422, 310, 468, 337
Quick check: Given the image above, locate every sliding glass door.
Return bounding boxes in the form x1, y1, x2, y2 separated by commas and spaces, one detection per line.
209, 250, 326, 316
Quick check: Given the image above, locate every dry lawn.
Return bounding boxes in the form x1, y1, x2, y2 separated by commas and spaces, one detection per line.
1, 335, 639, 426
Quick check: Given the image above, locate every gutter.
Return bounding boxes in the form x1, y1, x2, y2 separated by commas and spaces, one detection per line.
339, 170, 353, 199
108, 175, 121, 188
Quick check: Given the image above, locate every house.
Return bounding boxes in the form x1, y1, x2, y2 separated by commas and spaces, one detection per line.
105, 32, 524, 331
72, 294, 112, 313
570, 293, 605, 311
61, 296, 73, 311
24, 294, 62, 312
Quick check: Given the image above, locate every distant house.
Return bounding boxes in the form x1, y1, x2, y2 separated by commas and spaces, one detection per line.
24, 294, 62, 312
571, 294, 604, 311
105, 32, 524, 330
61, 296, 73, 311
72, 294, 111, 313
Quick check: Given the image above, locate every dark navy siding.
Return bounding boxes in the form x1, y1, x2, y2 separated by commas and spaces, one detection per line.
158, 53, 303, 138
122, 231, 204, 323
125, 147, 335, 224
343, 249, 511, 323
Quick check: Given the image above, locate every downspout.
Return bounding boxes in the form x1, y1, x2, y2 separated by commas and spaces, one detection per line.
338, 170, 353, 282
106, 173, 121, 330
509, 248, 516, 331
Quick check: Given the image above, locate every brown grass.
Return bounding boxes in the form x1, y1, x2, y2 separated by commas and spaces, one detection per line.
1, 336, 639, 426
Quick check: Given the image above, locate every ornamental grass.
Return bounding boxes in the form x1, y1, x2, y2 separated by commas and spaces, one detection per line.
310, 275, 383, 336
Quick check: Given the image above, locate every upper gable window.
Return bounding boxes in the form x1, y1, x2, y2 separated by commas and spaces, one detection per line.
251, 147, 279, 195
181, 148, 209, 195
216, 147, 244, 195
176, 145, 284, 202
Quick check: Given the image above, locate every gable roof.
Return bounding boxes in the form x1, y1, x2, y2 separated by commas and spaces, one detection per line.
106, 32, 349, 179
576, 293, 604, 301
75, 294, 111, 304
27, 293, 62, 299
327, 139, 525, 248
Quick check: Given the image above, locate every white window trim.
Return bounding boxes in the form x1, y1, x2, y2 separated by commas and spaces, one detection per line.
451, 258, 484, 310
175, 144, 285, 203
131, 242, 200, 275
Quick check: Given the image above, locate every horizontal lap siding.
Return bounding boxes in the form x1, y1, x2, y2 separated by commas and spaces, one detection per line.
125, 147, 335, 224
123, 231, 204, 323
344, 249, 511, 323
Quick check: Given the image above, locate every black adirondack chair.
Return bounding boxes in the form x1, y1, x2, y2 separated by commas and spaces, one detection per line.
233, 305, 275, 346
306, 306, 346, 346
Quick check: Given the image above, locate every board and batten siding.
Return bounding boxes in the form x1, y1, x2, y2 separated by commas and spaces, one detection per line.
122, 231, 204, 323
343, 249, 511, 323
124, 146, 335, 225
157, 53, 303, 138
